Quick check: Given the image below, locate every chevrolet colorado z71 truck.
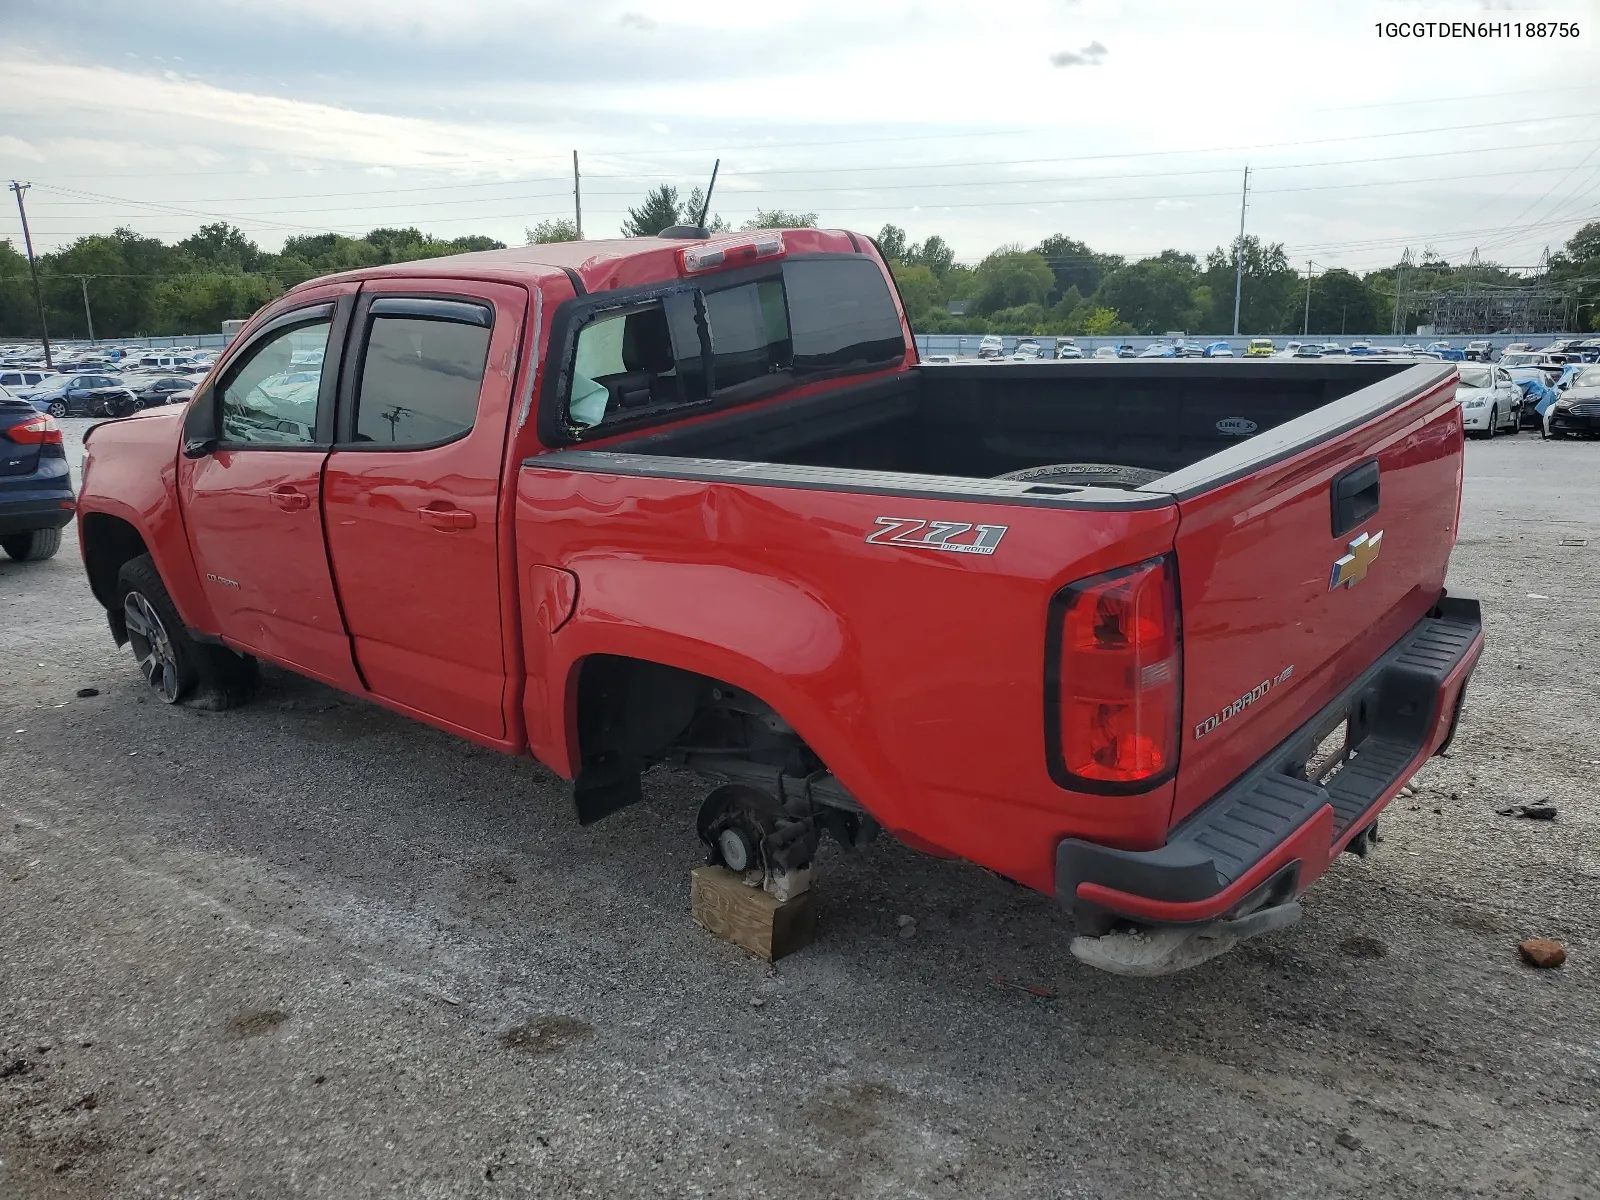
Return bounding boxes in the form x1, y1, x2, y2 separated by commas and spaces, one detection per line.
76, 229, 1482, 974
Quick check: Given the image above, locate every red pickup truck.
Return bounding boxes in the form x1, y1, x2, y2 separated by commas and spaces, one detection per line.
76, 228, 1482, 974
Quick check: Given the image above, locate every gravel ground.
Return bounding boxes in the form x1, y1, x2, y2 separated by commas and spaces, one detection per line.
1, 421, 1595, 1199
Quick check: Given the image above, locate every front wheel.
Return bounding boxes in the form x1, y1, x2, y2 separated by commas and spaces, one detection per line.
117, 556, 198, 704
114, 554, 259, 709
1485, 406, 1497, 439
46, 400, 67, 417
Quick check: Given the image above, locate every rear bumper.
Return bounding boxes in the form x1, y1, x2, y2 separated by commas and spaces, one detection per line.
1055, 593, 1484, 927
0, 493, 77, 535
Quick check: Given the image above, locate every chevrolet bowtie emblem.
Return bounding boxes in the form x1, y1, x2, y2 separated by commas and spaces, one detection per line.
1330, 530, 1383, 590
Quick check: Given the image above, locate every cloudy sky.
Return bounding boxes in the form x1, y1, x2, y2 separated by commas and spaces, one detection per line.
2, 0, 1597, 270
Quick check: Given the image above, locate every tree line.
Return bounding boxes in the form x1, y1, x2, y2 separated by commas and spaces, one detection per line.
0, 224, 506, 340
3, 201, 1596, 339
878, 225, 1600, 337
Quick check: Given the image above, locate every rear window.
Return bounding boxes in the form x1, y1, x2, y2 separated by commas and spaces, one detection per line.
564, 256, 905, 434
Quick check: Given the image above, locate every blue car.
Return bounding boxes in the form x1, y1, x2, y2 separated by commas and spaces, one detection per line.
0, 391, 74, 562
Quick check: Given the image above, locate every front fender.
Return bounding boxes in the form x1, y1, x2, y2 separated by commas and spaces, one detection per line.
78, 411, 219, 635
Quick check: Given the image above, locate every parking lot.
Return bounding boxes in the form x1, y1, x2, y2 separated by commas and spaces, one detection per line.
1, 420, 1596, 1199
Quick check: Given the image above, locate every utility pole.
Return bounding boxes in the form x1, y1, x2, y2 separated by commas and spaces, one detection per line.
1231, 165, 1249, 337
9, 181, 53, 369
572, 151, 583, 240
1303, 259, 1314, 336
76, 275, 95, 342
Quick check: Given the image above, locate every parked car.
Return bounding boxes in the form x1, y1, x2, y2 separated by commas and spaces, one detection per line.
1136, 342, 1176, 358
1497, 352, 1563, 380
1203, 341, 1235, 358
29, 373, 136, 418
1281, 341, 1305, 357
1245, 339, 1275, 358
127, 376, 200, 412
0, 368, 56, 399
1506, 367, 1560, 428
1091, 346, 1119, 360
977, 335, 1005, 359
1427, 342, 1465, 362
1292, 343, 1323, 358
1543, 363, 1600, 438
1054, 340, 1083, 360
1012, 339, 1044, 361
1454, 365, 1519, 437
76, 229, 1483, 977
1464, 340, 1493, 362
0, 392, 73, 562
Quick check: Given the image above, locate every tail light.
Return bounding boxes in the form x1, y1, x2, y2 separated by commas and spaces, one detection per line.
678, 232, 785, 276
1045, 555, 1181, 792
3, 414, 64, 446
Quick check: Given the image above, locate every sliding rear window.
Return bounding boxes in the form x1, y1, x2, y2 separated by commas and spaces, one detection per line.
560, 255, 905, 438
782, 259, 904, 372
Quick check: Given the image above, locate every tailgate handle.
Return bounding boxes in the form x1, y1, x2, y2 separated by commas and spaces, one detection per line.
1331, 460, 1380, 537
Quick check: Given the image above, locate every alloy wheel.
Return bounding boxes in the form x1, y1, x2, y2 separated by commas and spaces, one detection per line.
123, 590, 182, 703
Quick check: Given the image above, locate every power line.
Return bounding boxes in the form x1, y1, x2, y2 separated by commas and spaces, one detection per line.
26, 108, 1600, 182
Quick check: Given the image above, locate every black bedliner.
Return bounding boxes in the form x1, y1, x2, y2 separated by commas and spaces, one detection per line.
526, 360, 1454, 508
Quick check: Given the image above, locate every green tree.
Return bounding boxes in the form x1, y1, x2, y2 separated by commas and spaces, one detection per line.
148, 272, 280, 335
527, 218, 579, 244
1084, 307, 1133, 336
877, 224, 908, 261
888, 260, 940, 324
906, 234, 955, 278
969, 249, 1055, 317
179, 222, 264, 272
1034, 234, 1122, 302
1093, 258, 1203, 333
741, 209, 818, 230
1301, 268, 1377, 335
681, 186, 729, 232
1199, 235, 1299, 333
621, 186, 683, 237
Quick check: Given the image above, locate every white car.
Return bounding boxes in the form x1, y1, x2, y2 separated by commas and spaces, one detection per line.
1092, 346, 1119, 360
977, 336, 1005, 359
1055, 341, 1083, 359
1455, 365, 1520, 437
1011, 339, 1044, 360
0, 368, 56, 399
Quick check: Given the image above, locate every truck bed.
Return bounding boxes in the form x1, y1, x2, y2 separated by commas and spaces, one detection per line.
597, 360, 1433, 489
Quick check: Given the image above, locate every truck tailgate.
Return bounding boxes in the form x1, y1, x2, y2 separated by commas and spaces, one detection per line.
1164, 363, 1462, 824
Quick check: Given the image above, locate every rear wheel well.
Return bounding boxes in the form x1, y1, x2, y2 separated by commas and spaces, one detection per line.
571, 655, 826, 823
82, 514, 149, 636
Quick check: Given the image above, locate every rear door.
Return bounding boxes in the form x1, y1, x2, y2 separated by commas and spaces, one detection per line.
1168, 368, 1463, 822
321, 280, 526, 741
178, 286, 362, 690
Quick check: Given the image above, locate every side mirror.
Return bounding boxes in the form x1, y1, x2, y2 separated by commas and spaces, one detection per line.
181, 387, 219, 458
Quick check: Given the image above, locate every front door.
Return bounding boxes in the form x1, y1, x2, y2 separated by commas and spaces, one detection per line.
179, 294, 361, 691
321, 282, 526, 741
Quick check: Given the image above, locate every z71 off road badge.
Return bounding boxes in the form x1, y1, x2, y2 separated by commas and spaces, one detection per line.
1329, 530, 1383, 590
866, 517, 1007, 556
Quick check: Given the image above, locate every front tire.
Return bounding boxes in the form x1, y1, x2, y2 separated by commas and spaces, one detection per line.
115, 554, 259, 708
46, 400, 67, 418
0, 527, 63, 561
1485, 406, 1497, 439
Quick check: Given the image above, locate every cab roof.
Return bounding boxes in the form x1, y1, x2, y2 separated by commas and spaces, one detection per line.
303, 228, 865, 298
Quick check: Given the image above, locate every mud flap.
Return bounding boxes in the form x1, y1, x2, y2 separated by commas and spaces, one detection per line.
1069, 901, 1303, 977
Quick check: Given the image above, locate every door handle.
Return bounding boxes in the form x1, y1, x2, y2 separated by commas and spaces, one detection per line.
269, 486, 311, 512
418, 503, 476, 531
